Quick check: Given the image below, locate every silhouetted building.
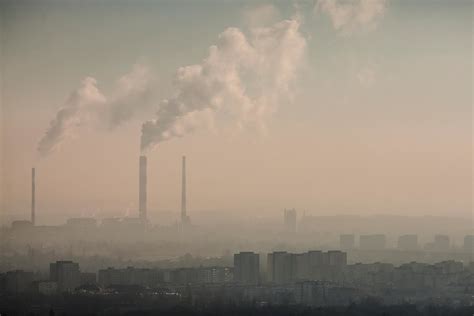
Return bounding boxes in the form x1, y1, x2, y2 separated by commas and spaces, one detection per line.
360, 234, 386, 250
295, 281, 327, 306
168, 268, 198, 284
11, 220, 33, 230
345, 262, 394, 286
307, 251, 324, 267
98, 267, 123, 286
340, 234, 355, 250
434, 260, 463, 274
50, 261, 80, 292
390, 260, 463, 290
468, 262, 474, 273
197, 266, 233, 284
98, 267, 163, 287
294, 253, 310, 280
284, 208, 297, 232
398, 234, 418, 251
326, 250, 347, 267
268, 251, 293, 284
268, 251, 347, 284
234, 252, 259, 284
4, 270, 34, 294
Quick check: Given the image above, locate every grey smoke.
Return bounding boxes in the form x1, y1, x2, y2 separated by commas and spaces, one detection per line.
140, 17, 306, 152
38, 65, 153, 156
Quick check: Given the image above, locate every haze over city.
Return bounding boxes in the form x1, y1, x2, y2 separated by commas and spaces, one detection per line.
0, 0, 472, 315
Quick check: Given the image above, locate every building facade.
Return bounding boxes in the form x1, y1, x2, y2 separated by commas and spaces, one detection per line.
234, 252, 260, 285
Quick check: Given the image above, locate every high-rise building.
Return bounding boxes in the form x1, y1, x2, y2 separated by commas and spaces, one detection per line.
234, 252, 259, 285
138, 155, 147, 222
284, 209, 297, 232
360, 234, 386, 250
294, 253, 310, 280
50, 261, 80, 292
267, 251, 293, 284
307, 250, 324, 279
340, 234, 355, 250
307, 251, 324, 267
398, 235, 418, 251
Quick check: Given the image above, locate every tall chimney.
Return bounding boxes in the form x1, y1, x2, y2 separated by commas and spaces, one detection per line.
139, 155, 147, 222
181, 156, 187, 223
31, 167, 35, 225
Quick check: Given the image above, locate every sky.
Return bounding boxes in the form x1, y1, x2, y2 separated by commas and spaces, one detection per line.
0, 0, 472, 225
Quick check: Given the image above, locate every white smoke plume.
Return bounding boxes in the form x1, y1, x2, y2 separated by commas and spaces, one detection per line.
316, 0, 387, 34
141, 17, 306, 152
38, 64, 154, 156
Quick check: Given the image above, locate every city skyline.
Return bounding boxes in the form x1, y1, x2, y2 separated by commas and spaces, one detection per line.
0, 1, 472, 314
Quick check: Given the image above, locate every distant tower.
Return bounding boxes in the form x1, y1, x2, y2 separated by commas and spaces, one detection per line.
283, 208, 297, 232
138, 156, 147, 222
31, 167, 36, 225
181, 156, 189, 224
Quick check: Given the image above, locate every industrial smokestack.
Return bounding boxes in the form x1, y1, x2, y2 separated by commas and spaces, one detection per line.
139, 156, 147, 222
31, 167, 35, 225
181, 156, 187, 224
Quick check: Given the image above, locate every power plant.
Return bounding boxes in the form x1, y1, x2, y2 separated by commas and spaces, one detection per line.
138, 155, 147, 222
28, 155, 190, 226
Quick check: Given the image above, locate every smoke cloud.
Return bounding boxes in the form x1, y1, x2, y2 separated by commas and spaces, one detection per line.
141, 17, 306, 152
38, 65, 154, 156
316, 0, 387, 34
243, 4, 281, 28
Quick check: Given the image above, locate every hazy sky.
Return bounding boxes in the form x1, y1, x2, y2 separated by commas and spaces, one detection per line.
0, 0, 472, 225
